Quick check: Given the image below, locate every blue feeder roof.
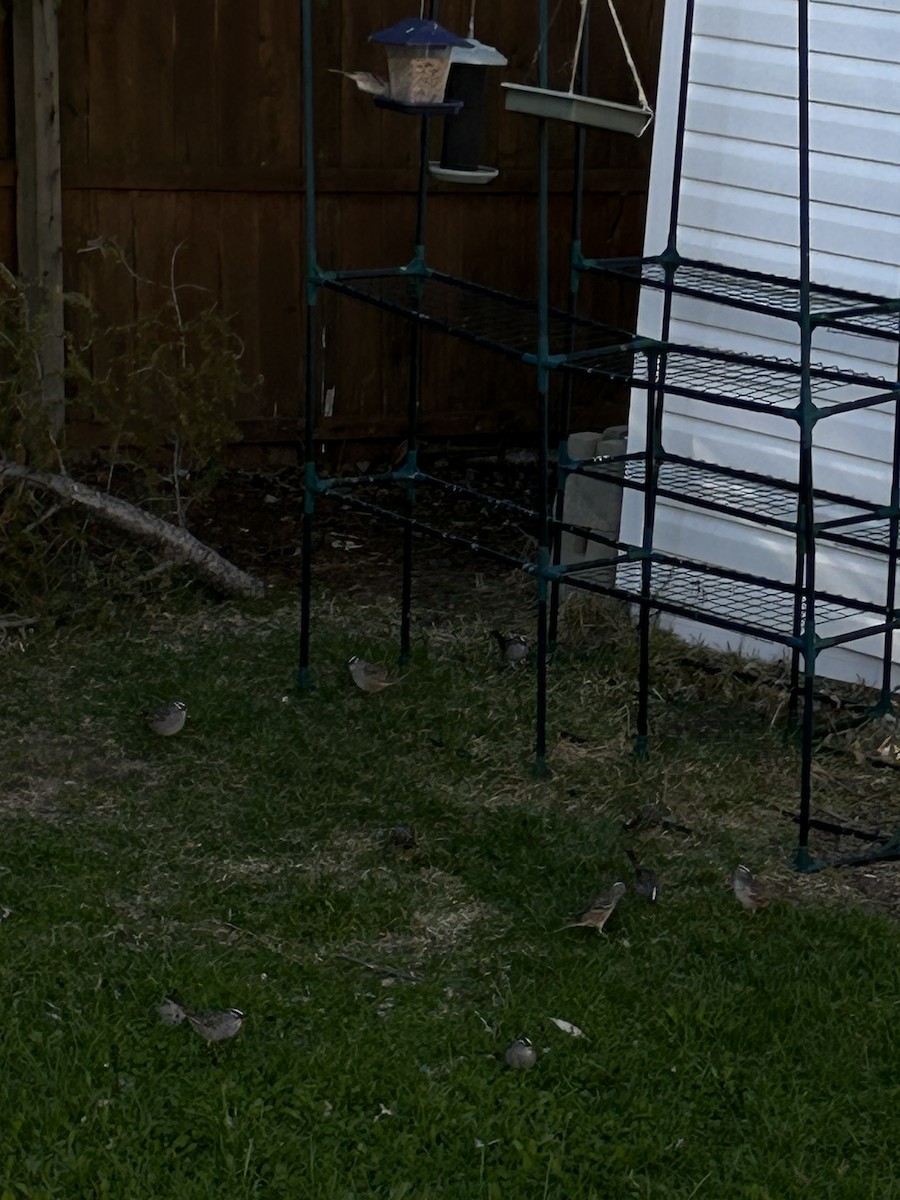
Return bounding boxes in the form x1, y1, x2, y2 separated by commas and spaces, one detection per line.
369, 19, 471, 48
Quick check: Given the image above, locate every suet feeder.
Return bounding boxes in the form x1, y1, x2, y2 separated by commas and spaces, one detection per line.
369, 18, 471, 115
429, 38, 508, 184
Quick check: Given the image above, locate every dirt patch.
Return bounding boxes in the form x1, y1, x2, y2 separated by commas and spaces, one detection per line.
190, 450, 545, 602
0, 729, 151, 821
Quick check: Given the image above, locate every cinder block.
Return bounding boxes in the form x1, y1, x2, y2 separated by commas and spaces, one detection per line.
559, 425, 628, 597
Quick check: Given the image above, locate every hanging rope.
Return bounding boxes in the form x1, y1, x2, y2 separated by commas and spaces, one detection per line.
604, 0, 651, 110
568, 0, 651, 110
529, 0, 566, 75
569, 0, 588, 93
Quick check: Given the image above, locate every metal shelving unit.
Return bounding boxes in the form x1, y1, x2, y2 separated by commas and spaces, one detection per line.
298, 0, 900, 866
556, 0, 900, 867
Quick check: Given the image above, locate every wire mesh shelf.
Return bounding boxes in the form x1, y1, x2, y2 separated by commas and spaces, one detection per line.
571, 454, 898, 553
323, 269, 899, 413
322, 269, 636, 360
565, 555, 897, 649
584, 255, 900, 340
320, 472, 896, 652
572, 343, 899, 412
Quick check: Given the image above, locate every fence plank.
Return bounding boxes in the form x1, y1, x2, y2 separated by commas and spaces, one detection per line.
12, 0, 64, 432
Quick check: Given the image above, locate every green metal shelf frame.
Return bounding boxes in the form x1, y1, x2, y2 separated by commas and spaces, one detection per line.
299, 0, 900, 868
558, 0, 900, 870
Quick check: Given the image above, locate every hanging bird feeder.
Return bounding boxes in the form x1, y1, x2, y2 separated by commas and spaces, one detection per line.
429, 35, 508, 184
369, 18, 472, 115
503, 0, 653, 137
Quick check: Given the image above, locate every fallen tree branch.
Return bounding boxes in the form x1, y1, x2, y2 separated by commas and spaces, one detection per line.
0, 460, 265, 599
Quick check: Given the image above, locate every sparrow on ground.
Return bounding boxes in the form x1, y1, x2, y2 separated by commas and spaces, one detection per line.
623, 801, 691, 835
625, 847, 660, 902
491, 630, 528, 666
557, 880, 627, 934
504, 1036, 537, 1069
177, 1001, 246, 1043
387, 825, 417, 852
732, 864, 769, 911
348, 655, 398, 693
145, 700, 187, 736
329, 69, 390, 97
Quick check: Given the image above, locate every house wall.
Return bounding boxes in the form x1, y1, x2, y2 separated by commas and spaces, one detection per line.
621, 0, 900, 687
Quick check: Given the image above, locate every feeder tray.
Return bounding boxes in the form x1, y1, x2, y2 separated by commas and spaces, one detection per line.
427, 162, 499, 184
502, 83, 653, 136
503, 0, 654, 138
375, 97, 463, 117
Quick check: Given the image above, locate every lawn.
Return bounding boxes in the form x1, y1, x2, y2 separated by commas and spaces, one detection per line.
2, 580, 899, 1199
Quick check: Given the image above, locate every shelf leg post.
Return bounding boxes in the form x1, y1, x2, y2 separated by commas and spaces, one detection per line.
298, 0, 319, 693
634, 351, 661, 761
794, 639, 817, 871
400, 320, 422, 668
531, 0, 552, 779
548, 16, 589, 654
873, 366, 900, 715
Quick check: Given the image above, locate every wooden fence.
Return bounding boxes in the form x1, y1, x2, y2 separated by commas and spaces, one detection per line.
2, 1, 663, 458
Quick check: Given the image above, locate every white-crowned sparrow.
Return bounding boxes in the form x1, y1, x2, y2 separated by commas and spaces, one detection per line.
490, 630, 528, 666
330, 68, 390, 97
161, 995, 244, 1042
187, 1005, 245, 1043
625, 848, 659, 902
504, 1036, 537, 1069
145, 700, 187, 736
558, 880, 627, 935
732, 864, 769, 912
348, 655, 398, 693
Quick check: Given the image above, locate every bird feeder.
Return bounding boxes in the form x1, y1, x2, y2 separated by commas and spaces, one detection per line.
430, 38, 508, 184
369, 18, 471, 115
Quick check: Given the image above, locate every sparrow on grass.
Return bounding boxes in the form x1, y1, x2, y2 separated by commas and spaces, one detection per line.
557, 880, 626, 935
504, 1036, 537, 1069
387, 825, 417, 852
625, 848, 660, 902
145, 700, 187, 737
732, 864, 769, 912
490, 630, 528, 666
162, 996, 245, 1043
348, 656, 399, 693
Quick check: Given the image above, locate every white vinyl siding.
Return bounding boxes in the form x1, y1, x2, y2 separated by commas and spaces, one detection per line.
621, 0, 900, 686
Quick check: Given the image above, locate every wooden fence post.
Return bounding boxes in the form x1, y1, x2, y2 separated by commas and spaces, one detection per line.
12, 0, 64, 437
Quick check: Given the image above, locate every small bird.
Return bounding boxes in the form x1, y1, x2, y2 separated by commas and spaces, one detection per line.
387, 825, 417, 852
158, 996, 187, 1026
623, 801, 691, 835
504, 1036, 537, 1069
491, 630, 528, 666
625, 848, 660, 902
348, 655, 398, 693
329, 68, 390, 97
558, 880, 627, 935
732, 864, 769, 912
145, 700, 187, 736
183, 1004, 246, 1044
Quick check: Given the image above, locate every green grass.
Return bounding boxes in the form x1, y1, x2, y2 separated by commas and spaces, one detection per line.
1, 590, 899, 1199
